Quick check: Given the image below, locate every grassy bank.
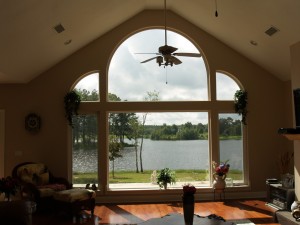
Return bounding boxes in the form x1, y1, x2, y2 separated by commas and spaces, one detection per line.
73, 169, 242, 184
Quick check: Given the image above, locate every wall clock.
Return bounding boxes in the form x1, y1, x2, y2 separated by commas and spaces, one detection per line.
25, 113, 41, 132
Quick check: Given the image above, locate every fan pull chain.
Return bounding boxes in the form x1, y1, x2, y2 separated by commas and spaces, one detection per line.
215, 0, 218, 17
164, 0, 167, 45
165, 67, 168, 84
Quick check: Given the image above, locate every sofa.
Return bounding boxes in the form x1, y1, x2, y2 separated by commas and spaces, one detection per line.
12, 162, 72, 211
276, 210, 299, 225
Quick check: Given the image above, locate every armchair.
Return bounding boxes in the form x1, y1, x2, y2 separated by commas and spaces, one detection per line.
12, 162, 72, 211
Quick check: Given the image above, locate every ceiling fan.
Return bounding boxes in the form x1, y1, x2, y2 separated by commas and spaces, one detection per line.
137, 0, 201, 67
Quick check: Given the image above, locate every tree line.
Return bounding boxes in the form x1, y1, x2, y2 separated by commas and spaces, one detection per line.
72, 89, 242, 175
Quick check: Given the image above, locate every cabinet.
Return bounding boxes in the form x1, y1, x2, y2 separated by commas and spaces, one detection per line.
266, 183, 295, 210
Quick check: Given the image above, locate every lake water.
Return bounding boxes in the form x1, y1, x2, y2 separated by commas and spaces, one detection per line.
73, 139, 243, 173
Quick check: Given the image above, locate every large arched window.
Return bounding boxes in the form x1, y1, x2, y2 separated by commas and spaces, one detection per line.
70, 29, 248, 193
108, 29, 208, 101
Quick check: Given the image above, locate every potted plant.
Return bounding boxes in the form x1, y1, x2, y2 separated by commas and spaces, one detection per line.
234, 90, 248, 125
156, 168, 176, 189
64, 90, 81, 127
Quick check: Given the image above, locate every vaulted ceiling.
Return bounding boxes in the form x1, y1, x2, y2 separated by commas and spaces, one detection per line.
1, 0, 299, 83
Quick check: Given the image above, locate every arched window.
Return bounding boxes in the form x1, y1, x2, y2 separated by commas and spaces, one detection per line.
70, 29, 248, 192
216, 72, 240, 100
72, 72, 100, 186
108, 29, 208, 101
74, 72, 99, 101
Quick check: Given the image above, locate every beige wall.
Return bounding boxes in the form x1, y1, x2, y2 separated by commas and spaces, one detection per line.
291, 41, 300, 200
0, 10, 292, 200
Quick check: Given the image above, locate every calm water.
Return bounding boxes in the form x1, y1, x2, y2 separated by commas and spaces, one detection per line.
73, 139, 243, 172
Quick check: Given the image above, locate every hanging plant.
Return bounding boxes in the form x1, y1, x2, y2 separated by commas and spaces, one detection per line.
64, 90, 81, 127
234, 90, 248, 125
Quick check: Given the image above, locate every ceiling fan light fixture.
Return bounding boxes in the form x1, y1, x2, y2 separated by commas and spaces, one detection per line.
157, 56, 163, 66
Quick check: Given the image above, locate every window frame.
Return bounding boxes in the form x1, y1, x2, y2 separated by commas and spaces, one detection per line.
69, 30, 249, 195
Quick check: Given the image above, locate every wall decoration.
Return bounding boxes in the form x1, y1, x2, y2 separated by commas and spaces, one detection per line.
25, 113, 41, 133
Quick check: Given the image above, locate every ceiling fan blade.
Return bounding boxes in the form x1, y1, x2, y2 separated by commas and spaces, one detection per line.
135, 53, 160, 55
170, 56, 182, 65
173, 53, 201, 57
140, 56, 158, 63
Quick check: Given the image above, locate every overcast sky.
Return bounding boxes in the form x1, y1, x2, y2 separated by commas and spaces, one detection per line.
75, 29, 240, 125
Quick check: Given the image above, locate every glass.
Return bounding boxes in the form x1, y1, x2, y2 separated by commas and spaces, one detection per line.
225, 178, 233, 187
218, 113, 244, 184
108, 29, 208, 101
108, 112, 209, 189
216, 72, 240, 100
72, 114, 98, 185
74, 73, 99, 101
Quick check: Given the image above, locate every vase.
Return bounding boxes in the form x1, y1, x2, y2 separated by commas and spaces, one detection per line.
163, 183, 167, 190
213, 173, 226, 190
182, 194, 194, 225
291, 201, 300, 211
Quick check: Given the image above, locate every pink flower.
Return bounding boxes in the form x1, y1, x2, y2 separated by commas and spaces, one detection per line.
183, 183, 196, 194
212, 161, 230, 176
0, 176, 19, 196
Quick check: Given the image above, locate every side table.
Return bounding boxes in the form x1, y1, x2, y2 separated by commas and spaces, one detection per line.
266, 183, 294, 210
214, 188, 225, 201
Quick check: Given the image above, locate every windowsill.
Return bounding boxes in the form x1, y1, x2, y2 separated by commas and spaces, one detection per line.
74, 181, 249, 192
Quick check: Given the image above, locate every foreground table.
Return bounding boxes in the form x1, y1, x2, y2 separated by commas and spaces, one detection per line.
140, 213, 234, 225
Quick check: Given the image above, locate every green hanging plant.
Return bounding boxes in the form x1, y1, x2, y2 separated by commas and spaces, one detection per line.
234, 90, 248, 125
64, 90, 81, 127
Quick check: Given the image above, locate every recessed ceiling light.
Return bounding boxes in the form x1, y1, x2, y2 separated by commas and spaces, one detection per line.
64, 39, 72, 45
250, 40, 258, 46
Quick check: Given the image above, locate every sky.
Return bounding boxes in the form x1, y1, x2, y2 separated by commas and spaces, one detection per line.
75, 29, 240, 125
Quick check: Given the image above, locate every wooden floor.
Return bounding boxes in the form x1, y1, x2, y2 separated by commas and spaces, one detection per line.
32, 199, 279, 225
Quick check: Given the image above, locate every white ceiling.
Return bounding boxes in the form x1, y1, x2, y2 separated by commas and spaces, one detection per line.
0, 0, 299, 83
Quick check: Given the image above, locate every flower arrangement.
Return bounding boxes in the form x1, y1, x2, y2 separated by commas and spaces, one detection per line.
183, 183, 196, 195
0, 176, 19, 200
156, 168, 176, 189
212, 160, 230, 176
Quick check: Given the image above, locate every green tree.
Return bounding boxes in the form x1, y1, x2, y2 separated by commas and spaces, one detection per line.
139, 90, 160, 172
108, 93, 121, 101
129, 116, 141, 173
109, 136, 122, 178
109, 112, 136, 144
107, 93, 137, 145
75, 88, 99, 101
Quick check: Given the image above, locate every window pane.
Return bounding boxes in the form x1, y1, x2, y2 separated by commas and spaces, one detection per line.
108, 29, 208, 101
218, 113, 244, 185
108, 112, 209, 189
74, 73, 99, 101
72, 114, 98, 186
216, 72, 240, 100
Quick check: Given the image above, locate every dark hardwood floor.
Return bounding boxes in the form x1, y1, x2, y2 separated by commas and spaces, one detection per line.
32, 199, 279, 225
